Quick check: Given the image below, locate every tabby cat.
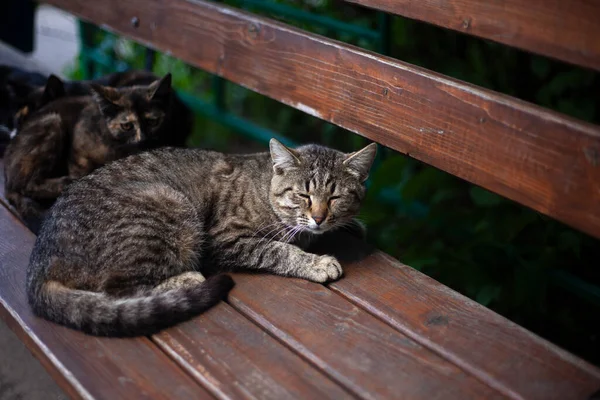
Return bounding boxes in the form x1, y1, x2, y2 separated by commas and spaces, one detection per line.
3, 73, 176, 229
27, 139, 377, 337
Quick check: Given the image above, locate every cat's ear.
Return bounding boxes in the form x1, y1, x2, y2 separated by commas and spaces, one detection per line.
40, 75, 65, 105
90, 84, 120, 114
148, 73, 172, 101
343, 143, 377, 182
270, 138, 301, 174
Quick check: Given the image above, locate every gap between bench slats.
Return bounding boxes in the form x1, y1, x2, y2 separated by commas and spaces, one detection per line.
343, 0, 600, 72
151, 304, 354, 400
312, 233, 600, 400
0, 204, 214, 400
43, 0, 600, 239
227, 273, 505, 400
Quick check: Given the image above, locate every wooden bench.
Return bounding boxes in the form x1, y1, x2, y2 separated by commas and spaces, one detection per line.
1, 0, 600, 399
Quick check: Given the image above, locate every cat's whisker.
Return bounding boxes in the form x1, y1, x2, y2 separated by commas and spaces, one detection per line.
255, 222, 287, 243
286, 226, 305, 243
253, 220, 282, 235
253, 222, 284, 241
257, 224, 291, 250
281, 225, 302, 243
255, 224, 294, 260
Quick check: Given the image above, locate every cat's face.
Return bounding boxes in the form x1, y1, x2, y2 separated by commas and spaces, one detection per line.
90, 74, 172, 145
269, 139, 377, 234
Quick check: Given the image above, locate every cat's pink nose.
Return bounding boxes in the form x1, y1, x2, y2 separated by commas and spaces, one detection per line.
312, 215, 325, 225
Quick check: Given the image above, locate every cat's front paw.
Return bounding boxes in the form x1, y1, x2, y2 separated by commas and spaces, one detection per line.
307, 255, 343, 283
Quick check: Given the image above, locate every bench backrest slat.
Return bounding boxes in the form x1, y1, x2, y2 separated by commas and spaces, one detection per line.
44, 0, 600, 239
345, 0, 600, 71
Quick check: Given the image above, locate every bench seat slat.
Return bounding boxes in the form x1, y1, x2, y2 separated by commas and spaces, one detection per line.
152, 304, 354, 399
42, 0, 600, 239
343, 0, 600, 72
316, 234, 600, 400
0, 204, 214, 400
228, 273, 504, 399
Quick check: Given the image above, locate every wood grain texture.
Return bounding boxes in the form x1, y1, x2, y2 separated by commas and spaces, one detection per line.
0, 203, 214, 400
228, 273, 505, 399
310, 233, 600, 400
43, 0, 600, 239
153, 304, 353, 400
344, 0, 600, 71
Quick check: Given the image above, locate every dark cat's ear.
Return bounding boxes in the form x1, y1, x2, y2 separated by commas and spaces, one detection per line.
147, 73, 172, 101
270, 138, 301, 174
90, 84, 120, 114
40, 74, 65, 105
343, 143, 377, 182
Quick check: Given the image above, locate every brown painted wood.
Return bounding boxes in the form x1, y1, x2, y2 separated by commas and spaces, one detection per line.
344, 0, 600, 71
42, 0, 600, 239
309, 233, 600, 400
0, 203, 214, 399
153, 304, 353, 400
228, 273, 505, 399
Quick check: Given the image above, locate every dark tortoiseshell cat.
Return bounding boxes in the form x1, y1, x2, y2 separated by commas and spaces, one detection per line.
69, 74, 174, 176
1, 67, 192, 149
27, 139, 377, 337
3, 73, 176, 229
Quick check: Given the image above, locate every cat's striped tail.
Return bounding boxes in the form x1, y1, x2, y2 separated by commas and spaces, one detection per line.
28, 275, 234, 337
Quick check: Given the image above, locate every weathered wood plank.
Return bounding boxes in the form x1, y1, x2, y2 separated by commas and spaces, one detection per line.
43, 0, 600, 239
344, 0, 600, 71
228, 273, 505, 399
311, 233, 600, 400
153, 304, 354, 400
0, 203, 214, 400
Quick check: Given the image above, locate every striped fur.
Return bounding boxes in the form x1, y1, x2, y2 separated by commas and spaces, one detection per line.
27, 140, 376, 336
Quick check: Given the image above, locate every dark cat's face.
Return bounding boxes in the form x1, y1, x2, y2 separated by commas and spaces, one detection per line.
90, 74, 172, 145
269, 139, 377, 234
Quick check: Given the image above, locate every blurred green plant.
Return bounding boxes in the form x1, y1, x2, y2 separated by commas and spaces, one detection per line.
68, 0, 600, 364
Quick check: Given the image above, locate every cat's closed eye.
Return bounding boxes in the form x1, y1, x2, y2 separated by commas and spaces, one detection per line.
297, 193, 312, 206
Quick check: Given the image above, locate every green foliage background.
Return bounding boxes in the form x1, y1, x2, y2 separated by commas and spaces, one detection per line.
70, 0, 600, 364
